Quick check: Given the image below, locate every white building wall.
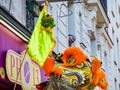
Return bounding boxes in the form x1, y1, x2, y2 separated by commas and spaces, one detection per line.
107, 0, 120, 90
70, 3, 96, 56
50, 2, 68, 53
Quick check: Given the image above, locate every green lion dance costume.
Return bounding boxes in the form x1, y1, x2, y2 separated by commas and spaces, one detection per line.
36, 46, 108, 90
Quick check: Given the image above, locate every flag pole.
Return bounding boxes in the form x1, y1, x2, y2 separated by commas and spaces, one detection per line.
13, 48, 28, 90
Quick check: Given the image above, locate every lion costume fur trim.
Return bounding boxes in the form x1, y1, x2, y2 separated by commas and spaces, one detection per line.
43, 57, 63, 76
62, 46, 89, 67
91, 56, 108, 90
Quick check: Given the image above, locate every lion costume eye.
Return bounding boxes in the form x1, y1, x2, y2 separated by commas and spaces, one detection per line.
102, 79, 105, 83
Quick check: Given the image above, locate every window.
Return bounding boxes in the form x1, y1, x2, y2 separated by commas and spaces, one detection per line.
114, 78, 117, 90
26, 0, 42, 31
79, 12, 83, 43
26, 0, 34, 31
119, 84, 120, 90
90, 20, 96, 56
97, 44, 101, 59
117, 38, 120, 65
119, 7, 120, 27
90, 40, 97, 56
26, 8, 34, 31
100, 0, 107, 14
79, 12, 87, 50
104, 51, 108, 72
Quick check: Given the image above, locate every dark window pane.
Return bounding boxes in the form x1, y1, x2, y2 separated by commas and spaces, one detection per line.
100, 0, 107, 14
26, 2, 34, 32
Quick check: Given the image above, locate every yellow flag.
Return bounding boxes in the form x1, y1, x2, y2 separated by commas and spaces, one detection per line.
27, 4, 56, 67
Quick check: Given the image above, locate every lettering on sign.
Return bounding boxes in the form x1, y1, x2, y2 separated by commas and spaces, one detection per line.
6, 50, 41, 90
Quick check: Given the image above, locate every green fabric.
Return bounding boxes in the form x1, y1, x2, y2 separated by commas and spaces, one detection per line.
28, 5, 56, 67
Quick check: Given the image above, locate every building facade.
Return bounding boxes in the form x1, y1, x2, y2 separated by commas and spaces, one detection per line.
0, 0, 120, 90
